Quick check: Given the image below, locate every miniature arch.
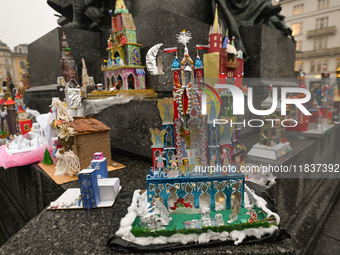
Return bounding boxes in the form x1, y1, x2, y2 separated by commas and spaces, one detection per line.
111, 75, 116, 87
215, 182, 226, 211
199, 184, 211, 209
167, 185, 179, 209
117, 74, 123, 90
106, 75, 111, 89
127, 73, 135, 90
183, 183, 195, 207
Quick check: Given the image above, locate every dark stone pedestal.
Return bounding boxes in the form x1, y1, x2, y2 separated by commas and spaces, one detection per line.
246, 125, 340, 255
240, 24, 296, 79
28, 27, 102, 87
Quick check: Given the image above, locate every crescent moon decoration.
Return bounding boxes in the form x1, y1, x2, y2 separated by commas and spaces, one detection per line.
146, 43, 164, 76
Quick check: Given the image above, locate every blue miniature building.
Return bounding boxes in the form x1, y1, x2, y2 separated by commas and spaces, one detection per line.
78, 169, 101, 209
91, 152, 108, 179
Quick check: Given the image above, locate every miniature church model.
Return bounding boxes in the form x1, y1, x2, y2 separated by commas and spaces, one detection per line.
146, 5, 246, 218
203, 6, 244, 87
101, 0, 146, 91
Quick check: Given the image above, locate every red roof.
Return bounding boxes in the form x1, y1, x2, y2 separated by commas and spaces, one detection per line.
5, 98, 15, 105
0, 98, 6, 105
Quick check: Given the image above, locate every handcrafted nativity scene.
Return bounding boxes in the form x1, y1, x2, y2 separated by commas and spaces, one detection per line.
247, 85, 292, 160
41, 98, 112, 178
115, 7, 280, 246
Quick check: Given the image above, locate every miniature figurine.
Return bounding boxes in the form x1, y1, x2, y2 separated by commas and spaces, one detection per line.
150, 128, 166, 148
201, 207, 212, 227
155, 151, 166, 172
54, 147, 81, 176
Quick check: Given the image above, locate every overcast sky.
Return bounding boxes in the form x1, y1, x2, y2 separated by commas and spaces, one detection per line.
0, 1, 59, 50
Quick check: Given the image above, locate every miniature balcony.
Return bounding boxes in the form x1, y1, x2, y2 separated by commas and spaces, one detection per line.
226, 62, 239, 68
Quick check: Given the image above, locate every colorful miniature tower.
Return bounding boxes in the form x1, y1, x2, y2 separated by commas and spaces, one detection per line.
203, 5, 243, 86
308, 98, 319, 130
60, 32, 78, 86
4, 98, 17, 135
285, 70, 309, 132
91, 152, 109, 179
334, 67, 340, 122
101, 0, 146, 91
15, 93, 25, 111
17, 104, 32, 135
78, 169, 101, 209
91, 152, 108, 179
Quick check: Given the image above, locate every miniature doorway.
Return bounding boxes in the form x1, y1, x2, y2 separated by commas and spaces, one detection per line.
127, 74, 135, 90
111, 75, 116, 88
106, 76, 111, 89
117, 75, 123, 90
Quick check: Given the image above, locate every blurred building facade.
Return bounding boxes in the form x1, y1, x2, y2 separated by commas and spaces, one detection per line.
281, 0, 340, 89
0, 40, 28, 86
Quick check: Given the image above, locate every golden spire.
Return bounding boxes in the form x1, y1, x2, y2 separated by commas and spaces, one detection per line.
213, 4, 219, 34
115, 0, 128, 13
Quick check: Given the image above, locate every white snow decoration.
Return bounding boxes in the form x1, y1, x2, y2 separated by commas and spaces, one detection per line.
244, 184, 280, 224
115, 186, 280, 246
198, 232, 210, 244
218, 231, 230, 241
207, 230, 222, 241
230, 225, 278, 245
152, 236, 168, 245
180, 234, 198, 245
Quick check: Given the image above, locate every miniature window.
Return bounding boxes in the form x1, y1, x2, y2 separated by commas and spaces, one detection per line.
131, 48, 139, 65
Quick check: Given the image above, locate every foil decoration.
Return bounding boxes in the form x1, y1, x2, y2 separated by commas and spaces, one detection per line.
201, 207, 211, 227
191, 219, 198, 229
67, 88, 82, 108
215, 213, 224, 226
